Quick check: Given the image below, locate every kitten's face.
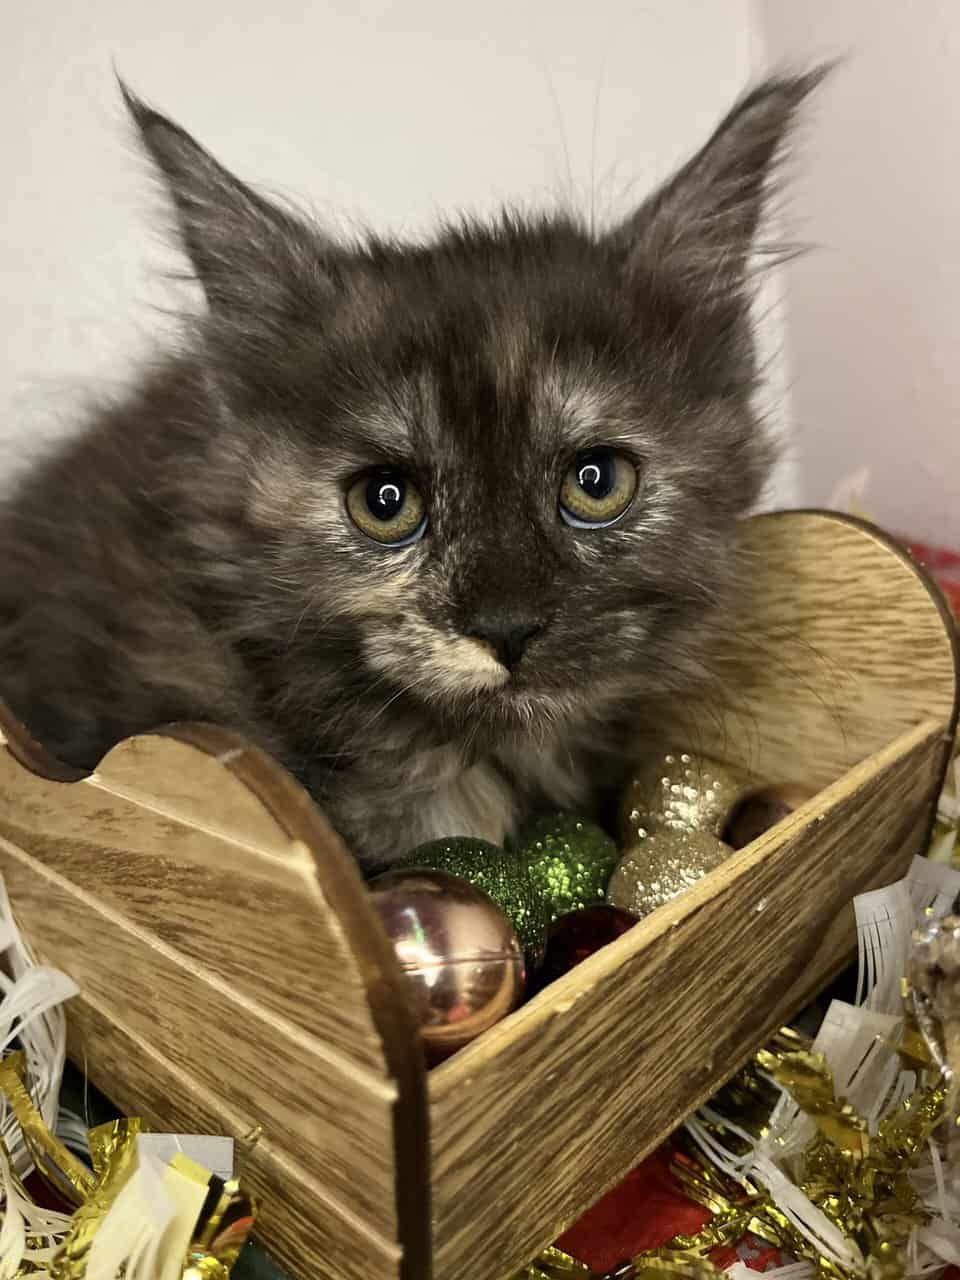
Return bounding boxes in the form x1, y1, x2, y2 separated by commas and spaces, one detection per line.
125, 72, 820, 748
238, 227, 766, 743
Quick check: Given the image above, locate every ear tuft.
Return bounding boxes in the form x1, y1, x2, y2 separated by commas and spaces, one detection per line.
610, 65, 831, 296
117, 78, 334, 319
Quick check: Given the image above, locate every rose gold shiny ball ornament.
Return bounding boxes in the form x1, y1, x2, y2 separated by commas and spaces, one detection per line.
606, 830, 732, 920
618, 750, 749, 846
722, 784, 814, 850
368, 868, 525, 1063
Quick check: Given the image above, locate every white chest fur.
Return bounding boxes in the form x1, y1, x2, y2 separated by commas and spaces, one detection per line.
405, 736, 592, 850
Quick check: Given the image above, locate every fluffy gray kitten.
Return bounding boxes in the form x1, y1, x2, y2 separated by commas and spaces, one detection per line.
0, 73, 821, 868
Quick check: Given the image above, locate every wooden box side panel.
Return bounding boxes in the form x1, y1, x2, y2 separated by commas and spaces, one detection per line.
0, 731, 383, 1064
429, 721, 947, 1280
651, 512, 959, 789
64, 1001, 402, 1280
0, 720, 431, 1280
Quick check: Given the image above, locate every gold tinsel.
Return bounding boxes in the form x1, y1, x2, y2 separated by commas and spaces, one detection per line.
520, 912, 959, 1280
0, 1052, 94, 1207
0, 1072, 257, 1279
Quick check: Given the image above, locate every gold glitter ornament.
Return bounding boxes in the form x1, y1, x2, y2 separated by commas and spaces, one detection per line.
619, 751, 749, 846
606, 831, 732, 919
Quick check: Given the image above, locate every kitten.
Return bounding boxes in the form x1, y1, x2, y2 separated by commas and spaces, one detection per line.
0, 72, 822, 868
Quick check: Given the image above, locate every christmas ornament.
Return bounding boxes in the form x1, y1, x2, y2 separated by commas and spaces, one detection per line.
606, 831, 732, 919
368, 868, 525, 1061
400, 837, 550, 965
722, 784, 813, 850
533, 905, 637, 992
513, 812, 619, 920
619, 751, 749, 847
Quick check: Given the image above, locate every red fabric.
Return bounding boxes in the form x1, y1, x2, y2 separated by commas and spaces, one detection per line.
555, 1149, 790, 1275
906, 538, 960, 616
555, 1147, 710, 1273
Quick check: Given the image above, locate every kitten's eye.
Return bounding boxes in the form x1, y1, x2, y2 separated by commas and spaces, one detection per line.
346, 469, 427, 546
559, 448, 638, 528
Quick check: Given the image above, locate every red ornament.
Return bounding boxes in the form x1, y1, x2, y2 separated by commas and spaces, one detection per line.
532, 905, 637, 992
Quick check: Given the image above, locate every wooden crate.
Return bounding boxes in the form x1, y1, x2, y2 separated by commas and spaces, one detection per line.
0, 510, 956, 1280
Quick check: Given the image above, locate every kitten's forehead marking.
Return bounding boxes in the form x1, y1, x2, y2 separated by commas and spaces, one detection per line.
486, 308, 533, 397
339, 379, 430, 459
483, 311, 617, 449
533, 366, 640, 451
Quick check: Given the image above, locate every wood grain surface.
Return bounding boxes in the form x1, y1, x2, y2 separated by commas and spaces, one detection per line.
0, 720, 429, 1280
428, 720, 947, 1279
647, 512, 958, 791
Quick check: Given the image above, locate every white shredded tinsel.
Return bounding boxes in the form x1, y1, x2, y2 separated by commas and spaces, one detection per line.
687, 854, 960, 1278
0, 876, 79, 1176
0, 873, 79, 1275
56, 1107, 91, 1161
0, 875, 232, 1278
727, 1267, 815, 1280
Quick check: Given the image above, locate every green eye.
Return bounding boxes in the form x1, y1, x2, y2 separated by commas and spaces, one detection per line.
559, 449, 638, 528
346, 469, 427, 545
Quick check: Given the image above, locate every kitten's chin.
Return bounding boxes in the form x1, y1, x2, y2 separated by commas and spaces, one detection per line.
429, 677, 589, 748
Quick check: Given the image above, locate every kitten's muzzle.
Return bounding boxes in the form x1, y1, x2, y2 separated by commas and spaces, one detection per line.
465, 609, 544, 671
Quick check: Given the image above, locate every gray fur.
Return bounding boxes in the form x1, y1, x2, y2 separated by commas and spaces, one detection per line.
0, 71, 823, 866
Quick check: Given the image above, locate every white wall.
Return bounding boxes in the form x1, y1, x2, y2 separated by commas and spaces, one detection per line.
756, 1, 960, 545
3, 2, 798, 500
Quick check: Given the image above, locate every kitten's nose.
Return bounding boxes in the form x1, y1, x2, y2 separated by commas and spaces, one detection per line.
466, 611, 544, 670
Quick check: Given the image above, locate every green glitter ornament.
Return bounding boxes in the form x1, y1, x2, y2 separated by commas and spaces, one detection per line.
401, 837, 551, 967
512, 812, 619, 922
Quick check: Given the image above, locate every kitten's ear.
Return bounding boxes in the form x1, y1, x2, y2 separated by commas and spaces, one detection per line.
608, 68, 829, 296
119, 81, 336, 317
